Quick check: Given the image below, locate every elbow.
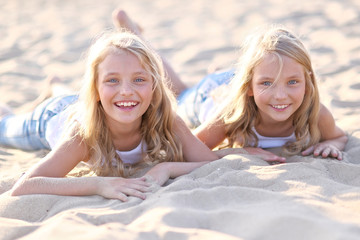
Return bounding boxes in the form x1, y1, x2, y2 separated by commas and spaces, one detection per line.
9, 175, 29, 196
9, 179, 28, 196
9, 186, 22, 196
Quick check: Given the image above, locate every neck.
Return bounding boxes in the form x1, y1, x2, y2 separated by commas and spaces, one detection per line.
255, 117, 294, 137
107, 119, 143, 151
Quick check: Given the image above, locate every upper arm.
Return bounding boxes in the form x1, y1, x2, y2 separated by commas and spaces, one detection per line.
26, 135, 89, 178
173, 116, 218, 162
193, 118, 227, 149
318, 104, 346, 141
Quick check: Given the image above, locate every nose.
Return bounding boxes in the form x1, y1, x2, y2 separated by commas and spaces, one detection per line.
119, 81, 134, 96
273, 84, 287, 100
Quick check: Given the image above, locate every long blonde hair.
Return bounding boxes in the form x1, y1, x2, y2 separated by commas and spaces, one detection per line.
221, 26, 320, 155
73, 30, 182, 176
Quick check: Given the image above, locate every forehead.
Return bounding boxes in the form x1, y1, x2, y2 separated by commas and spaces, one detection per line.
98, 51, 144, 71
253, 53, 305, 77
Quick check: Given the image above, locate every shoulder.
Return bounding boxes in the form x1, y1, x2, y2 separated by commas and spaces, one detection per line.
52, 131, 89, 161
317, 103, 345, 140
318, 103, 335, 123
194, 117, 227, 149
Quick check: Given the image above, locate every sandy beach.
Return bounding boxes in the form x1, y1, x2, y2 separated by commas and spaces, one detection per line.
1, 0, 360, 239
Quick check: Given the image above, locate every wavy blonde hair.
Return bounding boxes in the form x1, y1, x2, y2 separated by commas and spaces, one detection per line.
72, 30, 182, 176
220, 26, 321, 155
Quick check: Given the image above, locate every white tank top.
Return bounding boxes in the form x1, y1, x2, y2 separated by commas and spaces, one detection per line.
115, 141, 147, 165
46, 109, 146, 165
253, 127, 296, 148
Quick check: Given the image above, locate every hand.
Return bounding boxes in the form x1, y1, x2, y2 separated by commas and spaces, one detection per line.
215, 148, 247, 158
244, 147, 287, 164
96, 176, 151, 201
302, 143, 343, 160
144, 163, 171, 186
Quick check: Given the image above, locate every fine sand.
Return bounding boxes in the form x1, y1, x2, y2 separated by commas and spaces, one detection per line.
1, 0, 360, 239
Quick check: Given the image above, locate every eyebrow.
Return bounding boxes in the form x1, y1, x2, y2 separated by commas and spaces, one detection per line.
287, 74, 303, 78
102, 70, 150, 77
255, 73, 303, 80
254, 75, 273, 81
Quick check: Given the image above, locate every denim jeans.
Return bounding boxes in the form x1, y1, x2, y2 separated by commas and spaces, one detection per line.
177, 69, 234, 128
0, 95, 78, 151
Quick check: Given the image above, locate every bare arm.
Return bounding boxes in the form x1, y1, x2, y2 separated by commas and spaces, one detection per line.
193, 118, 227, 150
214, 147, 287, 163
195, 119, 287, 163
174, 116, 219, 162
145, 161, 209, 186
302, 104, 348, 160
10, 135, 150, 201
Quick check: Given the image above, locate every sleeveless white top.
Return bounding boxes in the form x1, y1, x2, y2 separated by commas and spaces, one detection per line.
46, 109, 146, 165
197, 101, 297, 149
253, 127, 296, 148
115, 141, 146, 165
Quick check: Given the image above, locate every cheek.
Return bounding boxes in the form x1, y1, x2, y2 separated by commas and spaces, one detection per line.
97, 86, 114, 103
143, 86, 154, 99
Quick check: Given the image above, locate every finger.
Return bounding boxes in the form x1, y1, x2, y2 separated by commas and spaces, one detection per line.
115, 192, 129, 202
125, 182, 152, 193
337, 151, 343, 161
313, 146, 325, 157
330, 149, 338, 158
265, 156, 286, 163
129, 183, 151, 193
122, 188, 147, 200
127, 178, 151, 187
321, 147, 331, 158
302, 146, 314, 156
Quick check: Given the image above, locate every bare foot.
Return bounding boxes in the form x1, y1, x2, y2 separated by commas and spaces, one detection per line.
112, 9, 143, 35
111, 9, 188, 97
32, 75, 63, 105
18, 75, 71, 113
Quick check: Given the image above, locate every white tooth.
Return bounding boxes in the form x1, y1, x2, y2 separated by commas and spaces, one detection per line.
276, 105, 286, 109
117, 102, 136, 107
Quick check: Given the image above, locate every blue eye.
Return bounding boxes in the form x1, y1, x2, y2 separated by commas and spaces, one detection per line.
262, 81, 272, 86
134, 78, 144, 83
289, 80, 297, 85
109, 78, 118, 83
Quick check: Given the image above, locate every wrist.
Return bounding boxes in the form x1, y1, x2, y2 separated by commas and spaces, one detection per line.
91, 176, 105, 196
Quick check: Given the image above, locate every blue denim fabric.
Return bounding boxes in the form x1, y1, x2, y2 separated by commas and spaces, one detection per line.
0, 95, 78, 151
177, 69, 235, 128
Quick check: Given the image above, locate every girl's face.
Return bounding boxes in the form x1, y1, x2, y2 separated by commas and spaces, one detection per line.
249, 53, 306, 125
97, 51, 153, 130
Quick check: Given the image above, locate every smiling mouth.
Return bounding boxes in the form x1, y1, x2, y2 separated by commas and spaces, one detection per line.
115, 101, 138, 108
271, 104, 289, 109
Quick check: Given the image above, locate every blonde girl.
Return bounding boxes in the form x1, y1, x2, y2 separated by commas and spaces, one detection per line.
184, 26, 348, 162
111, 10, 347, 163
2, 30, 218, 201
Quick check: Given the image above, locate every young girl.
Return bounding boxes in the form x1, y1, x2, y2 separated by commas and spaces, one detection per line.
114, 10, 347, 163
0, 30, 218, 201
180, 27, 348, 162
